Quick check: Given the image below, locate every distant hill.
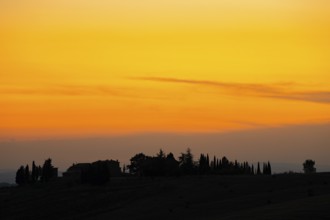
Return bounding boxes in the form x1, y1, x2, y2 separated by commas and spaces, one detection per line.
0, 170, 15, 184
0, 182, 15, 188
1, 174, 330, 219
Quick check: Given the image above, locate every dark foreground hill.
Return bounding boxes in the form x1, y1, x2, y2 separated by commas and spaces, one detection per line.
1, 173, 330, 220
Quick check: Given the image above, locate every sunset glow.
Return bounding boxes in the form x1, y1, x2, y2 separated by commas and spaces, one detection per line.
1, 0, 330, 140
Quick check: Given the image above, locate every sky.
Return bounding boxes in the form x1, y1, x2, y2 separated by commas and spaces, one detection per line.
0, 0, 330, 172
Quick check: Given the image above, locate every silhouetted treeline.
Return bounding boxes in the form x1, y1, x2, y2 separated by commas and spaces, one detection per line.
207, 155, 254, 175
15, 149, 272, 186
128, 148, 272, 177
15, 158, 58, 186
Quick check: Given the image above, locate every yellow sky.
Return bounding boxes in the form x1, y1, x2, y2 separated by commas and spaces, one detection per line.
1, 0, 330, 139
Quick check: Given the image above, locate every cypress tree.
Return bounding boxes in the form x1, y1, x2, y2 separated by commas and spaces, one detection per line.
31, 161, 37, 183
212, 156, 215, 170
206, 154, 210, 173
267, 161, 272, 175
257, 162, 261, 175
198, 154, 205, 174
25, 165, 30, 183
262, 163, 266, 174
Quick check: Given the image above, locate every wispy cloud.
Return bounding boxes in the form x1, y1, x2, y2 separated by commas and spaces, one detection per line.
0, 84, 176, 101
0, 84, 130, 97
132, 76, 330, 104
3, 79, 330, 104
266, 92, 330, 104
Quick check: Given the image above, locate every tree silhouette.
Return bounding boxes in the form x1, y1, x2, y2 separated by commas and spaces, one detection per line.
202, 155, 258, 175
221, 157, 229, 168
262, 162, 272, 175
257, 162, 261, 175
155, 149, 166, 176
24, 165, 30, 183
15, 166, 25, 186
179, 148, 195, 175
41, 158, 55, 182
157, 149, 166, 159
303, 159, 316, 174
212, 156, 217, 170
122, 164, 126, 173
128, 151, 180, 177
16, 161, 41, 185
31, 161, 38, 183
267, 161, 272, 175
165, 153, 180, 176
198, 154, 209, 175
128, 153, 146, 176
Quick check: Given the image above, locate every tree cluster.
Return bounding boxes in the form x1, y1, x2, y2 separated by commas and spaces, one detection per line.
128, 150, 180, 177
303, 159, 316, 174
262, 162, 272, 175
128, 148, 272, 177
201, 155, 271, 175
15, 158, 56, 186
208, 155, 254, 175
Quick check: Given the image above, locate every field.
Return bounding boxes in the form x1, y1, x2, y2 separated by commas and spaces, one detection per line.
1, 173, 330, 219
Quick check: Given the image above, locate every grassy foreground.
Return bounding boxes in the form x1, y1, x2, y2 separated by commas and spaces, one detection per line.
1, 173, 330, 220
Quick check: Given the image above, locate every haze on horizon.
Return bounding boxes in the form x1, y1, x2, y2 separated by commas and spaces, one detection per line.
1, 0, 329, 173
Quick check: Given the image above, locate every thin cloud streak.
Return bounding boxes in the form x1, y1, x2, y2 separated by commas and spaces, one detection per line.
0, 85, 131, 98
133, 77, 330, 104
133, 77, 284, 93
266, 92, 330, 104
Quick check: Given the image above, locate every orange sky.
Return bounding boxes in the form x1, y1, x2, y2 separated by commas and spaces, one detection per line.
1, 0, 330, 140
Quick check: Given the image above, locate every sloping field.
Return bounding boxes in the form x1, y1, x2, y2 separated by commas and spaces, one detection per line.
1, 174, 330, 219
